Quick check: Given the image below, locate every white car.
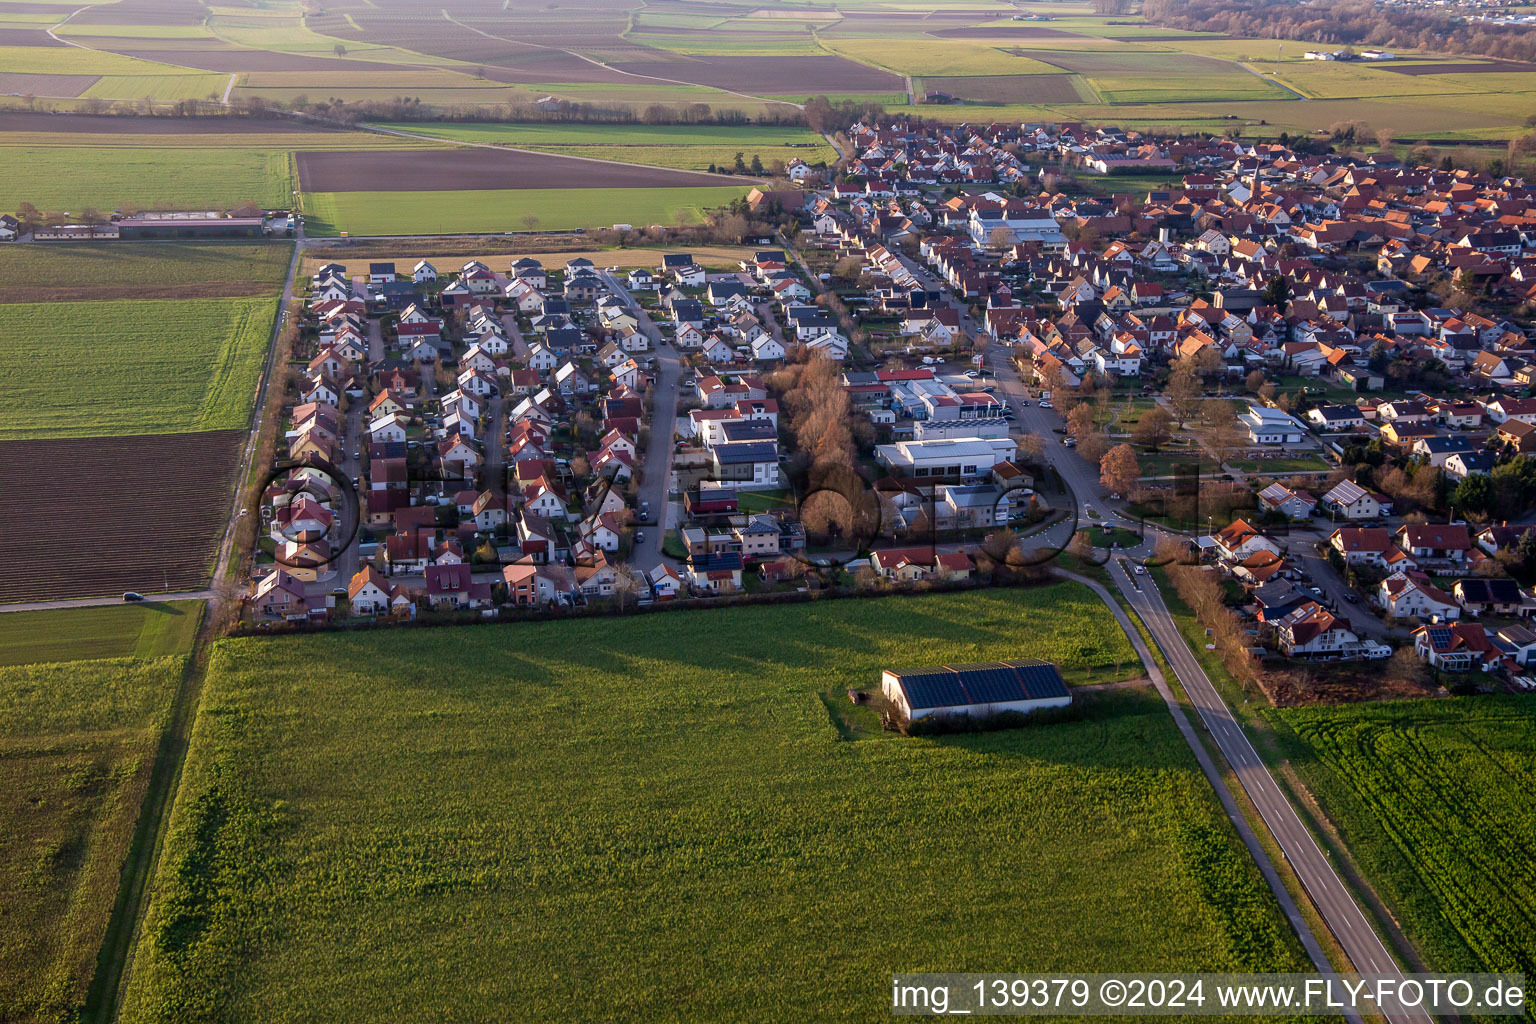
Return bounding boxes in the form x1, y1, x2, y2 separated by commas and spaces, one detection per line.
1134, 565, 1147, 576
1038, 400, 1053, 409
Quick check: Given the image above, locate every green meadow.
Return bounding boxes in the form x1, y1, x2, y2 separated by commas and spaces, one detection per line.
0, 296, 276, 439
124, 588, 1306, 1021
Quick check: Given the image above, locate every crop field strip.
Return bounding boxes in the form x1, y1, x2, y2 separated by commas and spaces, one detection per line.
0, 240, 290, 303
1273, 698, 1536, 980
0, 655, 186, 1024
122, 589, 1308, 1020
0, 430, 246, 603
0, 601, 202, 666
300, 184, 750, 236
293, 147, 753, 192
0, 296, 277, 439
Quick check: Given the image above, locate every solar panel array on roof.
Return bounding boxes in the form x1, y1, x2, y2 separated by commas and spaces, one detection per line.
1005, 660, 1074, 701
1427, 627, 1454, 649
890, 660, 1069, 710
898, 670, 969, 711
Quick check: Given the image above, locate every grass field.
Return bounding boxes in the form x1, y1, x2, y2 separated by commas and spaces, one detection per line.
9, 146, 291, 212
81, 74, 230, 102
0, 601, 202, 666
0, 45, 209, 76
0, 655, 184, 1024
122, 588, 1306, 1021
822, 36, 1063, 76
0, 296, 276, 439
0, 240, 291, 302
301, 185, 751, 236
1273, 698, 1536, 979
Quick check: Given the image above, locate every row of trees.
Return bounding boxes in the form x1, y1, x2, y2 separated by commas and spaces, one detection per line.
1143, 0, 1536, 64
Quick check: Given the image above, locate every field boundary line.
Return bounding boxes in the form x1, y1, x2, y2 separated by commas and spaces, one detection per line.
338, 117, 773, 185
83, 609, 211, 1024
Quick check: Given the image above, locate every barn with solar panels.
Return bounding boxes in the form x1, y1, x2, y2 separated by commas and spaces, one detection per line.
881, 660, 1071, 723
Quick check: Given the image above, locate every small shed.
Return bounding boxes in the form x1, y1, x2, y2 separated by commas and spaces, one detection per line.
881, 659, 1071, 723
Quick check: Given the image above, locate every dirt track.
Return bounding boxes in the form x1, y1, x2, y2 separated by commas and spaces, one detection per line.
295, 147, 745, 192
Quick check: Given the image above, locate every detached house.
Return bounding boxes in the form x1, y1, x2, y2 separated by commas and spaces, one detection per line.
1321, 480, 1383, 520
1395, 523, 1473, 566
1378, 571, 1461, 621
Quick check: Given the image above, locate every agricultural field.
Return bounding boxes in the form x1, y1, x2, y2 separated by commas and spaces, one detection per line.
293, 147, 745, 192
123, 588, 1307, 1020
1272, 698, 1536, 980
0, 240, 291, 302
370, 120, 838, 170
8, 146, 290, 212
0, 655, 184, 1024
0, 600, 202, 666
0, 296, 276, 439
0, 0, 1531, 138
0, 430, 247, 602
301, 185, 750, 236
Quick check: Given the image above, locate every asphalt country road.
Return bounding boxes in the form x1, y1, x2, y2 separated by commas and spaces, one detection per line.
983, 342, 1427, 1022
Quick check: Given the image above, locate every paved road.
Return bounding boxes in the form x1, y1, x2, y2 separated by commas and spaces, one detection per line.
1293, 543, 1398, 642
596, 270, 678, 572
630, 340, 682, 572
1120, 569, 1426, 1022
985, 338, 1426, 1018
1060, 568, 1339, 984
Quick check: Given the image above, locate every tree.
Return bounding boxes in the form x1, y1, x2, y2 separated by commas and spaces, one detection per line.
1166, 370, 1202, 427
1132, 405, 1174, 450
1078, 432, 1112, 466
1262, 274, 1290, 312
1100, 443, 1140, 496
1016, 434, 1044, 465
1067, 403, 1097, 441
1201, 399, 1244, 464
1244, 369, 1268, 394
1452, 472, 1495, 518
987, 226, 1016, 250
333, 43, 347, 57
733, 151, 748, 174
750, 154, 764, 175
521, 213, 540, 231
832, 256, 864, 282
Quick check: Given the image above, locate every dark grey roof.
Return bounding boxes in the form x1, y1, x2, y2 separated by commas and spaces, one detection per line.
888, 659, 1068, 710
721, 419, 777, 442
713, 440, 778, 464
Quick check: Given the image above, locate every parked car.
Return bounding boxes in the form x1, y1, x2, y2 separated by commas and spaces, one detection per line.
635, 531, 646, 544
1344, 592, 1360, 604
123, 592, 144, 602
1039, 400, 1053, 409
